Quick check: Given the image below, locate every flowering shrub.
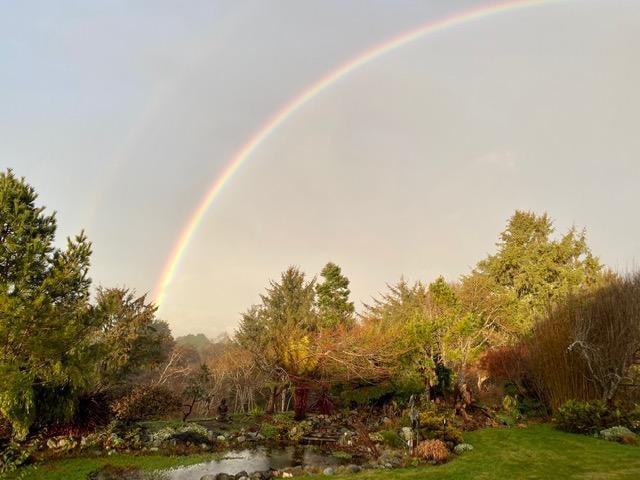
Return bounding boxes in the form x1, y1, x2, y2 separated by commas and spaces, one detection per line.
415, 439, 449, 464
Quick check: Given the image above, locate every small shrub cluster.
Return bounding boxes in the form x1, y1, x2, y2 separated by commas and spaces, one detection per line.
378, 429, 405, 448
597, 426, 637, 445
259, 423, 279, 440
0, 440, 36, 476
148, 423, 213, 447
415, 439, 449, 464
453, 443, 474, 454
80, 421, 144, 451
417, 411, 463, 448
112, 385, 182, 422
554, 400, 634, 434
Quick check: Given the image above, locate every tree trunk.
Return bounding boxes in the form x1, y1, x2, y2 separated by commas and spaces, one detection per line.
293, 385, 309, 421
266, 385, 281, 414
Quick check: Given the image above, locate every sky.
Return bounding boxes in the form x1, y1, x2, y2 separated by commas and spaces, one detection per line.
2, 0, 639, 337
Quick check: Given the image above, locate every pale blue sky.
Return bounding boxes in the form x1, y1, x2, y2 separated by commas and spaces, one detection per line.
2, 1, 639, 336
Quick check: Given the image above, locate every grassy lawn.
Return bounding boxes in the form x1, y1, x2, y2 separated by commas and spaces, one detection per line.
20, 424, 640, 480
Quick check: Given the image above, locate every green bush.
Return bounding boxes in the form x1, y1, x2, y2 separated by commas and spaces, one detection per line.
112, 385, 181, 422
378, 430, 405, 448
259, 423, 279, 440
554, 400, 623, 434
416, 412, 463, 448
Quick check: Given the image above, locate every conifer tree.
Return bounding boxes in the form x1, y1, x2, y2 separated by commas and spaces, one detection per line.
0, 170, 93, 438
315, 262, 355, 328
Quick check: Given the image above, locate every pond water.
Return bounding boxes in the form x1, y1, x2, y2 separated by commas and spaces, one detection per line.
163, 446, 355, 480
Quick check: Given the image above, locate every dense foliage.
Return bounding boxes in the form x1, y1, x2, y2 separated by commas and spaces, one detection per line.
0, 170, 172, 439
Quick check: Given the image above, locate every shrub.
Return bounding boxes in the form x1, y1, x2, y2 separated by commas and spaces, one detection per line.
378, 430, 405, 448
112, 385, 181, 422
148, 423, 212, 447
453, 443, 474, 454
415, 439, 449, 464
417, 411, 463, 447
529, 273, 640, 410
0, 440, 36, 476
597, 426, 637, 445
479, 345, 532, 396
259, 423, 279, 440
288, 420, 312, 441
80, 421, 144, 451
554, 400, 623, 434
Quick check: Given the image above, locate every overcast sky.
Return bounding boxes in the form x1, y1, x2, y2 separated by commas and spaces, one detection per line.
2, 0, 639, 337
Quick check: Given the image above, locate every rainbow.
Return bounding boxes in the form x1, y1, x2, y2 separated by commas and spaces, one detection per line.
152, 0, 562, 309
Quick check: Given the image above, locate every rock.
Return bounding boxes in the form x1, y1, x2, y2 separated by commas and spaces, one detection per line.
236, 435, 247, 443
323, 467, 334, 476
282, 473, 293, 478
347, 465, 362, 473
238, 477, 249, 480
217, 435, 226, 442
236, 471, 248, 478
201, 476, 217, 480
400, 427, 413, 442
249, 472, 264, 480
216, 474, 232, 480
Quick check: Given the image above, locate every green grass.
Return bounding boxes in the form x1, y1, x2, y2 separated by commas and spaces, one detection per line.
18, 424, 640, 480
17, 453, 214, 480
355, 424, 640, 480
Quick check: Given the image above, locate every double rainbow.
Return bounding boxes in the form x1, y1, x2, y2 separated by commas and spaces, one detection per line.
152, 0, 561, 309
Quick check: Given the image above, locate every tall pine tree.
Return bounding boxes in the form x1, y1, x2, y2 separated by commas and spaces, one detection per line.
315, 262, 355, 328
0, 170, 93, 438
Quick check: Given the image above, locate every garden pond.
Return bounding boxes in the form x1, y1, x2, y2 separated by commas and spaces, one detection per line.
162, 445, 361, 480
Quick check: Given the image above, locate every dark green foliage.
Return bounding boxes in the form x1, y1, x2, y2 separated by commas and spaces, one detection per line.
379, 429, 405, 448
316, 262, 355, 328
466, 210, 603, 340
0, 170, 94, 438
259, 423, 279, 440
111, 385, 181, 422
93, 288, 173, 386
338, 378, 423, 406
554, 400, 629, 434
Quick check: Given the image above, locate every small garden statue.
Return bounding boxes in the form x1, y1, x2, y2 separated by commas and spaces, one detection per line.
217, 398, 229, 422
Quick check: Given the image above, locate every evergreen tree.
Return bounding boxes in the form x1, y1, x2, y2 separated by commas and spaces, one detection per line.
260, 266, 316, 332
0, 170, 93, 438
92, 287, 173, 387
464, 210, 604, 340
315, 262, 355, 328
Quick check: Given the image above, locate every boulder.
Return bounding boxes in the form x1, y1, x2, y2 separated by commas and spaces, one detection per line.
322, 467, 334, 476
347, 465, 362, 473
216, 474, 232, 480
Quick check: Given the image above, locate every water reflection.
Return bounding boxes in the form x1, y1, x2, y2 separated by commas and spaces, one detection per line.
164, 446, 353, 480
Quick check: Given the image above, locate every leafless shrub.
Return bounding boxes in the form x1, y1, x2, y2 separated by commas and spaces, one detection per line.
529, 272, 640, 409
